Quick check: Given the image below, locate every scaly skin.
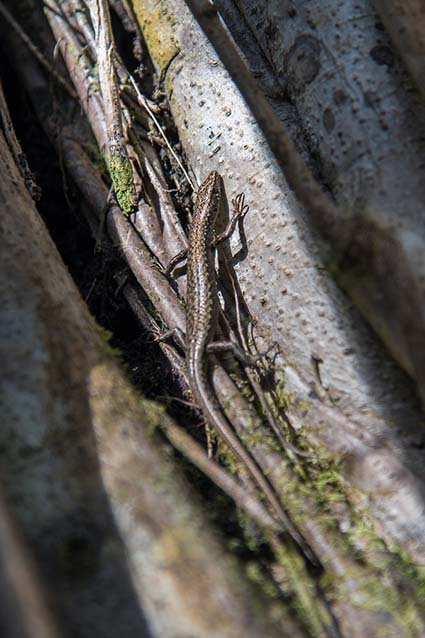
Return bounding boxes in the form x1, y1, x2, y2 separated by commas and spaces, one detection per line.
186, 171, 307, 546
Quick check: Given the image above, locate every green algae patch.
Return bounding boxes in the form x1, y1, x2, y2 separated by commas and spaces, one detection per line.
107, 153, 137, 215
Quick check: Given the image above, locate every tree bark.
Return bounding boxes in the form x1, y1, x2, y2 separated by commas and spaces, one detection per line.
132, 0, 425, 559
215, 0, 425, 403
2, 1, 425, 636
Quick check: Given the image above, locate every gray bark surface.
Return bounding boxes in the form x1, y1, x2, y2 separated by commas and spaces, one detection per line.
228, 0, 425, 402
133, 0, 425, 563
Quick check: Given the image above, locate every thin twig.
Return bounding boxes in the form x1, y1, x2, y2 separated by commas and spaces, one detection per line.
0, 78, 41, 200
128, 74, 195, 191
162, 420, 280, 532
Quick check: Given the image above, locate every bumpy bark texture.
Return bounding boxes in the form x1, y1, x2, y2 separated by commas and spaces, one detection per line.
132, 0, 425, 564
227, 0, 425, 402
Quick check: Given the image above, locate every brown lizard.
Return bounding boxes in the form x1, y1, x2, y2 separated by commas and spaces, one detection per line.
183, 170, 310, 549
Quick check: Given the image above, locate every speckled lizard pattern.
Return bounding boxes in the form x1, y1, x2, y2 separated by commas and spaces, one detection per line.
186, 170, 306, 545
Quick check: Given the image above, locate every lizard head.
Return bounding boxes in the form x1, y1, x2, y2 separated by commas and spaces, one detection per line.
195, 170, 223, 226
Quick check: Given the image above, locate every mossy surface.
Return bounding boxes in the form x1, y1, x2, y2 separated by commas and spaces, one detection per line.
107, 153, 137, 214
229, 365, 425, 633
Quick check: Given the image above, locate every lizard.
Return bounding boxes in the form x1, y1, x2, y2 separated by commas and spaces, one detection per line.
180, 170, 311, 549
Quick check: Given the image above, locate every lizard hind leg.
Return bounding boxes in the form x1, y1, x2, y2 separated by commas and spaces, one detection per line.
206, 339, 259, 366
163, 247, 188, 276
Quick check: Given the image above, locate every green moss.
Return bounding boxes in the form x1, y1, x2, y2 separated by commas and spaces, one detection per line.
241, 423, 281, 453
246, 560, 279, 599
274, 373, 289, 409
94, 324, 124, 361
384, 544, 425, 605
314, 493, 425, 635
353, 573, 425, 637
107, 153, 137, 214
228, 370, 255, 402
227, 358, 425, 634
273, 540, 337, 636
268, 379, 423, 627
296, 398, 313, 411
308, 458, 346, 501
216, 439, 240, 475
317, 554, 425, 637
141, 400, 167, 437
